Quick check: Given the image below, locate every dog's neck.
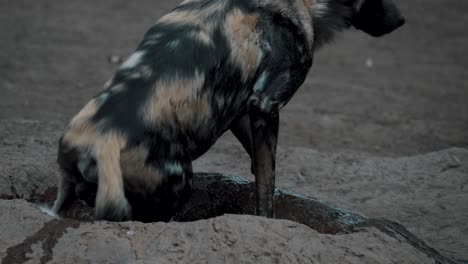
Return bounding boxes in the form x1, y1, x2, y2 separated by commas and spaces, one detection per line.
258, 0, 360, 52
311, 0, 359, 49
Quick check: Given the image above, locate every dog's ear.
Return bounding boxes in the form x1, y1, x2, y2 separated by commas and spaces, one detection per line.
351, 0, 405, 37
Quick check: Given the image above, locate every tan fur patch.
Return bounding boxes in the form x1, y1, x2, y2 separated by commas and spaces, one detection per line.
120, 146, 163, 193
62, 99, 100, 148
92, 131, 130, 221
69, 99, 98, 128
294, 0, 314, 50
158, 0, 227, 32
141, 71, 210, 129
157, 1, 229, 46
158, 11, 203, 27
63, 98, 127, 149
224, 9, 261, 81
94, 132, 126, 198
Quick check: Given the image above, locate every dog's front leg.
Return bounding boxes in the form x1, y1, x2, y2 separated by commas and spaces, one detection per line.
249, 107, 279, 218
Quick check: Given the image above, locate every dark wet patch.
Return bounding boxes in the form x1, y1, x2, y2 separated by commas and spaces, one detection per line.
345, 219, 458, 264
173, 173, 366, 234
29, 187, 57, 204
2, 219, 81, 264
1, 184, 24, 200
0, 194, 18, 200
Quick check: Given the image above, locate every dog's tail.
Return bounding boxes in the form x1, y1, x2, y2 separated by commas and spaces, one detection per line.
93, 134, 132, 221
47, 136, 79, 218
43, 168, 74, 219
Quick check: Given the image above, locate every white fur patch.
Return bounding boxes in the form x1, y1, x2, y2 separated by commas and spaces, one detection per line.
39, 205, 60, 218
128, 65, 153, 80
314, 2, 329, 18
260, 97, 273, 112
111, 83, 126, 93
120, 51, 145, 69
164, 162, 184, 175
188, 31, 214, 46
253, 71, 269, 93
180, 0, 194, 4
166, 39, 181, 49
263, 41, 272, 52
98, 92, 110, 103
103, 78, 113, 88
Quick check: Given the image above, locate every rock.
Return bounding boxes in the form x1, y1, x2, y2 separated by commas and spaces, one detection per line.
0, 200, 52, 260
195, 143, 468, 261
0, 199, 452, 264
0, 120, 61, 201
0, 174, 457, 264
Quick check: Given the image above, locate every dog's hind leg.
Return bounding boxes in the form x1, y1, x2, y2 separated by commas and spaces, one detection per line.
94, 137, 132, 221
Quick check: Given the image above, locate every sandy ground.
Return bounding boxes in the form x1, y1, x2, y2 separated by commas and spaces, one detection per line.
1, 0, 467, 262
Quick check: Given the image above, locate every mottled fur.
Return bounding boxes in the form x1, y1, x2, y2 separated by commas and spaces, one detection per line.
51, 0, 404, 221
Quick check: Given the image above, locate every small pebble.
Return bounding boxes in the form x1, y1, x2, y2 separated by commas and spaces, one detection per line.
108, 55, 122, 64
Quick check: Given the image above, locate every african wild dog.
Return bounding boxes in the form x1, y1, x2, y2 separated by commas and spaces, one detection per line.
49, 0, 405, 221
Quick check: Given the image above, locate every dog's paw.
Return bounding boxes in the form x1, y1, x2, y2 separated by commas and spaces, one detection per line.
94, 197, 132, 222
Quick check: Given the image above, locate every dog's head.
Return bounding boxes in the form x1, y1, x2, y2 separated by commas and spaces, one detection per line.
351, 0, 405, 37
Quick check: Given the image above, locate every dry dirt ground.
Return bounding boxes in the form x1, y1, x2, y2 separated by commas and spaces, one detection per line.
1, 0, 467, 262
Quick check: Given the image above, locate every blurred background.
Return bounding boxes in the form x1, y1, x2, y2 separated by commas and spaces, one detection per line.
1, 0, 467, 156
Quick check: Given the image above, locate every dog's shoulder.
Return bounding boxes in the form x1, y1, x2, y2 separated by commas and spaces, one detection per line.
257, 0, 314, 52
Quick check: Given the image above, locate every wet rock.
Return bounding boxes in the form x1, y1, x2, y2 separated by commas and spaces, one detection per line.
0, 200, 58, 260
